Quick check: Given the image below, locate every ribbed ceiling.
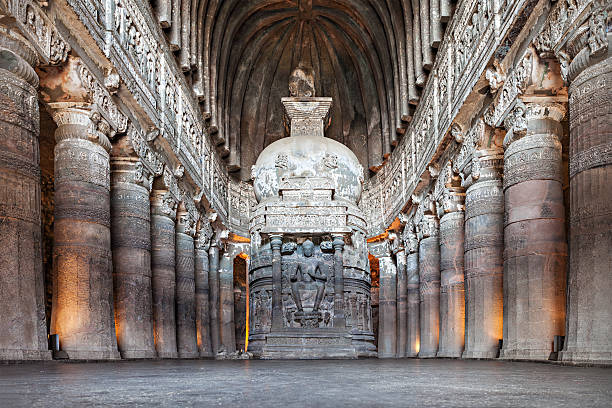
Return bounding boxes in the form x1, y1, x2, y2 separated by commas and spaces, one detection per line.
160, 0, 451, 180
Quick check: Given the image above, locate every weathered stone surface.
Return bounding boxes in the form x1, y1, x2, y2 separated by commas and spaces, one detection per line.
418, 228, 440, 359
176, 208, 198, 358
406, 251, 420, 358
561, 57, 612, 364
110, 157, 156, 359
377, 252, 397, 359
463, 177, 504, 360
0, 25, 50, 360
150, 190, 178, 358
219, 252, 236, 354
195, 229, 213, 357
50, 107, 119, 360
395, 245, 408, 358
501, 106, 567, 361
208, 242, 221, 354
438, 211, 465, 358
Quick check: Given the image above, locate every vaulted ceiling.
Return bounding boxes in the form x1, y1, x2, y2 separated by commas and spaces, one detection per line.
153, 0, 452, 180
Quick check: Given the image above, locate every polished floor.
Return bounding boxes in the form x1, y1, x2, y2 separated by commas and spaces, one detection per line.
0, 359, 610, 407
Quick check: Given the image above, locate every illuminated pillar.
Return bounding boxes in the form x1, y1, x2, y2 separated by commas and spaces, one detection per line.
110, 157, 156, 358
208, 240, 221, 353
437, 191, 466, 358
176, 206, 198, 358
418, 214, 440, 358
0, 25, 50, 360
150, 190, 178, 358
405, 229, 420, 357
219, 250, 236, 353
50, 106, 120, 360
394, 237, 408, 358
463, 149, 504, 359
371, 240, 397, 358
501, 101, 567, 360
195, 227, 213, 357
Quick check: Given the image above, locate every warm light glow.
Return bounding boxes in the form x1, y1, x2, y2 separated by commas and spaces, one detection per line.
243, 254, 250, 352
415, 340, 420, 354
230, 233, 251, 243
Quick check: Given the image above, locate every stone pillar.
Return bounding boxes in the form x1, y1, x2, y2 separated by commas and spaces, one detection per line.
463, 149, 504, 359
437, 192, 466, 358
50, 107, 119, 360
195, 227, 213, 357
371, 241, 397, 358
208, 241, 221, 353
405, 229, 420, 357
0, 26, 50, 360
393, 236, 408, 358
560, 39, 612, 363
150, 190, 178, 358
219, 250, 236, 353
270, 234, 284, 330
332, 234, 346, 328
501, 101, 567, 360
176, 206, 198, 358
110, 157, 156, 358
417, 214, 440, 358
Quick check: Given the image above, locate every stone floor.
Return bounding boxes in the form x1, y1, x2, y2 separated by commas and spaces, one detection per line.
0, 359, 610, 407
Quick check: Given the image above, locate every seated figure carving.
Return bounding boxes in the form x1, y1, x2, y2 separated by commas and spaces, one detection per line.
289, 240, 327, 317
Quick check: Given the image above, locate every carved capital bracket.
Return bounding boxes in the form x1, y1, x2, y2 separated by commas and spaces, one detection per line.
50, 104, 113, 152
534, 0, 610, 82
151, 189, 178, 220
195, 216, 214, 251
503, 100, 567, 148
39, 56, 127, 135
367, 239, 392, 259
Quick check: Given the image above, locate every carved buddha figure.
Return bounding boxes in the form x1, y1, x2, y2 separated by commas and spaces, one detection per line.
289, 240, 327, 314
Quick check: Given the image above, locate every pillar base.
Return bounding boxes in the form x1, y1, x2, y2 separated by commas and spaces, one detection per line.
156, 351, 179, 359
437, 350, 462, 358
417, 351, 438, 358
62, 350, 121, 360
199, 351, 214, 358
462, 350, 498, 359
178, 351, 200, 359
120, 350, 158, 359
499, 348, 552, 361
0, 349, 52, 361
559, 350, 612, 365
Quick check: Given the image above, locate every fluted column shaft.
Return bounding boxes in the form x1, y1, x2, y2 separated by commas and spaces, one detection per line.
406, 249, 420, 357
501, 102, 567, 360
561, 56, 612, 364
150, 190, 178, 358
195, 237, 213, 357
463, 155, 504, 359
176, 209, 198, 358
332, 234, 346, 328
110, 157, 156, 358
208, 242, 221, 353
395, 247, 408, 358
50, 107, 119, 360
219, 251, 236, 353
0, 27, 50, 360
438, 210, 465, 358
418, 215, 440, 358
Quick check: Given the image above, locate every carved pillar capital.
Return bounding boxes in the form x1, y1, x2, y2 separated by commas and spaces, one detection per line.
368, 239, 392, 259
332, 234, 345, 252
151, 189, 178, 220
418, 214, 440, 240
503, 100, 567, 148
195, 218, 213, 251
269, 233, 284, 250
110, 156, 154, 191
50, 105, 113, 153
176, 207, 196, 237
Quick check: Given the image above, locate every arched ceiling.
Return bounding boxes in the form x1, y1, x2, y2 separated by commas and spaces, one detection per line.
156, 0, 452, 181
